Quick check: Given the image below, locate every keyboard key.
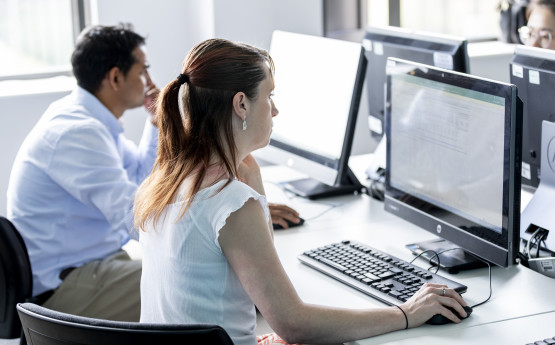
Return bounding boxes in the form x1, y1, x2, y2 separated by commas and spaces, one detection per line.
318, 257, 347, 272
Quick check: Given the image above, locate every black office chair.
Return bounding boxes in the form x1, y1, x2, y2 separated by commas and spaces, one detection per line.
0, 216, 33, 344
17, 302, 235, 345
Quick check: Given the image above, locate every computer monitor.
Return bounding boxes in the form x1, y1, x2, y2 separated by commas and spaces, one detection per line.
510, 45, 555, 190
363, 26, 470, 141
384, 58, 522, 269
254, 30, 366, 199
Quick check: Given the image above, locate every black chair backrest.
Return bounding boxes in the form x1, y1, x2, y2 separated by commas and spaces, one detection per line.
0, 216, 32, 339
17, 303, 234, 345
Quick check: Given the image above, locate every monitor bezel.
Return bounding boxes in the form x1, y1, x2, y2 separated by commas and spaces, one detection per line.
383, 58, 522, 268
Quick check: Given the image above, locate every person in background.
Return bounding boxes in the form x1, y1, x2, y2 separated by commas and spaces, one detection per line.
499, 0, 532, 44
135, 38, 468, 345
7, 23, 155, 321
519, 0, 555, 49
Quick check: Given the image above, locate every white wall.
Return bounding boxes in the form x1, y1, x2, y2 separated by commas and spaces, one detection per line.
213, 0, 324, 49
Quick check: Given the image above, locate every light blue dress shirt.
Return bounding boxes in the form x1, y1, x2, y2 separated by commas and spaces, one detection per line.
7, 86, 158, 296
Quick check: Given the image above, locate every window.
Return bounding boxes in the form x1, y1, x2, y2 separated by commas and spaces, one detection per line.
367, 0, 502, 41
0, 0, 87, 80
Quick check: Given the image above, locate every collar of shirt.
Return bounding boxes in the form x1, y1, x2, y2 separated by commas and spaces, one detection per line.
71, 86, 124, 139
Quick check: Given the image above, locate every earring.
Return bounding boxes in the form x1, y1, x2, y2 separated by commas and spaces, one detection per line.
242, 118, 247, 131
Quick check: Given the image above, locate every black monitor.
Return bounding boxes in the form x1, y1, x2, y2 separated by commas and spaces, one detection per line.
363, 26, 470, 141
384, 58, 522, 269
510, 45, 555, 190
254, 30, 366, 199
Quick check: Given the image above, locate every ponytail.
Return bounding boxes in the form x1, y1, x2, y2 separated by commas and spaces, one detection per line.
134, 38, 273, 230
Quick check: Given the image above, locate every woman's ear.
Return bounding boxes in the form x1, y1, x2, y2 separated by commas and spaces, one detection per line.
232, 92, 248, 121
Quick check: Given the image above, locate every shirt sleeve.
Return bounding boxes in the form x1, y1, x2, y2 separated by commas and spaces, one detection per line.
211, 181, 270, 252
46, 122, 149, 234
118, 118, 159, 184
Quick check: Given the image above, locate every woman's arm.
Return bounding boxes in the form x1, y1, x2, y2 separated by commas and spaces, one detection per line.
218, 199, 467, 344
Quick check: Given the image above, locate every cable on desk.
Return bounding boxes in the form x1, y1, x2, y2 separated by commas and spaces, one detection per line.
263, 180, 344, 222
410, 249, 441, 272
411, 247, 492, 309
524, 228, 549, 259
294, 198, 343, 222
264, 180, 296, 201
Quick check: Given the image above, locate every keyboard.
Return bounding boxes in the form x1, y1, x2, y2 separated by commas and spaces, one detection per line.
526, 337, 555, 345
298, 240, 467, 306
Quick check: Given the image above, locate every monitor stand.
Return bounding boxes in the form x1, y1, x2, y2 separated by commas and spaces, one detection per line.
280, 167, 362, 200
406, 238, 487, 274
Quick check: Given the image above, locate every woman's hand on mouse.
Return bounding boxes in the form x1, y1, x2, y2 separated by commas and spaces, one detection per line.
268, 203, 300, 229
399, 283, 468, 328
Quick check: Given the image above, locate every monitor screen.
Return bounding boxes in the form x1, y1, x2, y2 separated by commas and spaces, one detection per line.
363, 26, 469, 141
254, 30, 366, 199
510, 45, 555, 189
384, 58, 522, 268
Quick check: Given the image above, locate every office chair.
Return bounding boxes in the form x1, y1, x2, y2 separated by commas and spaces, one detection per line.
17, 302, 235, 345
0, 216, 33, 344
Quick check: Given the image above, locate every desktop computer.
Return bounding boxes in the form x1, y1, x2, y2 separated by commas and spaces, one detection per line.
384, 58, 522, 269
509, 45, 555, 279
254, 30, 366, 199
297, 58, 524, 309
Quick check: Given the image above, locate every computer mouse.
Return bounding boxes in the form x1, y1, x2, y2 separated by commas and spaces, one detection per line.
272, 217, 305, 230
426, 305, 472, 325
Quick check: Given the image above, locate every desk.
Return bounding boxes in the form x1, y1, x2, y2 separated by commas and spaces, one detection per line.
262, 163, 555, 345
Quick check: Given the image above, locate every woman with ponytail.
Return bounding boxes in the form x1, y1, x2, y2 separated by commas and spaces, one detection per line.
136, 38, 467, 345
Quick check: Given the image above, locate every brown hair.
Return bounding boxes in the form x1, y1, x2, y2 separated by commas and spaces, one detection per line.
134, 38, 273, 230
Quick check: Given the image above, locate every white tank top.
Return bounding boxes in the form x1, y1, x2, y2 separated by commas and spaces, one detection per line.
139, 179, 269, 345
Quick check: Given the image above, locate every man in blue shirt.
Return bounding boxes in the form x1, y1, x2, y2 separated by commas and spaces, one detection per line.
7, 24, 157, 321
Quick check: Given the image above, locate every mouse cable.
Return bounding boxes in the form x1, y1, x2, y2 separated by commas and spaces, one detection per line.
412, 247, 492, 309
436, 247, 492, 309
303, 201, 342, 222
263, 180, 344, 222
409, 249, 441, 271
468, 258, 492, 309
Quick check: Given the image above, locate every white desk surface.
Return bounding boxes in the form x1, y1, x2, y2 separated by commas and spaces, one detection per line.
123, 158, 554, 344
262, 160, 555, 345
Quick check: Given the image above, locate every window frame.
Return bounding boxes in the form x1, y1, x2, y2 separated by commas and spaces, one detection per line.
0, 0, 90, 82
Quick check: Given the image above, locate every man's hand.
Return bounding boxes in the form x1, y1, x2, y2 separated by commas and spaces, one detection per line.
144, 85, 159, 126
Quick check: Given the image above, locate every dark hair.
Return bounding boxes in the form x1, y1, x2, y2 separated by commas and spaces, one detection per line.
535, 0, 555, 15
71, 23, 145, 93
134, 38, 274, 229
